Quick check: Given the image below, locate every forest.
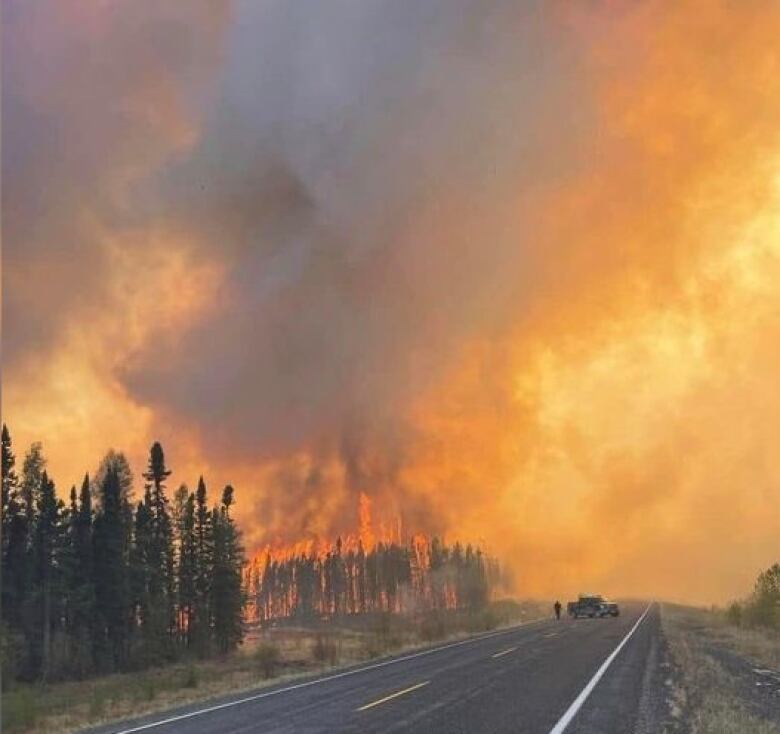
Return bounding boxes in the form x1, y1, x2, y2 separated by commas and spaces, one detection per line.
247, 535, 498, 623
0, 423, 499, 689
0, 425, 245, 684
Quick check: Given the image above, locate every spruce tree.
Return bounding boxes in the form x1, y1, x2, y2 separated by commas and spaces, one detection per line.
211, 486, 245, 654
171, 483, 188, 546
94, 450, 134, 506
171, 483, 188, 643
93, 467, 129, 671
63, 475, 96, 675
129, 491, 153, 659
61, 486, 79, 662
192, 476, 213, 655
31, 472, 64, 680
178, 493, 197, 646
142, 442, 175, 657
94, 451, 135, 574
1, 425, 26, 630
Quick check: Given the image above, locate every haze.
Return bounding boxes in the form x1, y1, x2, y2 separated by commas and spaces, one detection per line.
4, 0, 780, 605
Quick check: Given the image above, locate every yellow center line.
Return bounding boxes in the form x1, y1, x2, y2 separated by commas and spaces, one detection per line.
356, 681, 430, 711
491, 646, 518, 658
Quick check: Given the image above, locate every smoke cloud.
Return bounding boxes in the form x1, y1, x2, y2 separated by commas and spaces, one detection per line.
5, 1, 780, 603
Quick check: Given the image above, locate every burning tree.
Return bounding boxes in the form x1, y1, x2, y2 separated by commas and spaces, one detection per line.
245, 494, 499, 624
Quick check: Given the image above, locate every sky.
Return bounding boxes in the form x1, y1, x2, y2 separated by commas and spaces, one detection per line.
4, 0, 780, 604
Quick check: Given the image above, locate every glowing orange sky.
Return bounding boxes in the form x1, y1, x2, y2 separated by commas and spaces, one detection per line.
4, 1, 780, 604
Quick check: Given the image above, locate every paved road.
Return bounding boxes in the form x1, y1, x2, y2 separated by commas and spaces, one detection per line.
90, 602, 659, 734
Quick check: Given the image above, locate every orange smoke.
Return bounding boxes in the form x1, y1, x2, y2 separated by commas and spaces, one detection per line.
5, 1, 780, 607
387, 1, 780, 603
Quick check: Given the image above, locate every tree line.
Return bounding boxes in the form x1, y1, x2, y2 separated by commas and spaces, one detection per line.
247, 535, 497, 623
0, 425, 245, 684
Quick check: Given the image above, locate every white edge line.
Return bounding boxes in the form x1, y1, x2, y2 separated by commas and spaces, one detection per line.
110, 616, 548, 733
547, 603, 654, 734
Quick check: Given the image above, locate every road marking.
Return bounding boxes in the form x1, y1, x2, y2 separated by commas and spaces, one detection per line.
547, 603, 653, 734
492, 646, 517, 658
108, 617, 549, 733
543, 632, 559, 638
356, 681, 429, 711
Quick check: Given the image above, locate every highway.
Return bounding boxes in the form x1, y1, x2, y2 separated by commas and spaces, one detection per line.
89, 602, 659, 734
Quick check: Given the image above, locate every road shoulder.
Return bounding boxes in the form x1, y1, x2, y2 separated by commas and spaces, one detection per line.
661, 603, 780, 733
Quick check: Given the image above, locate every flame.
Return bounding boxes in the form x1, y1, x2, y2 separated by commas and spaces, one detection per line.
245, 495, 495, 622
250, 492, 403, 567
358, 492, 375, 552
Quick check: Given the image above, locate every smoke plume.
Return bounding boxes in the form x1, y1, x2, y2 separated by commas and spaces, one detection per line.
5, 1, 780, 603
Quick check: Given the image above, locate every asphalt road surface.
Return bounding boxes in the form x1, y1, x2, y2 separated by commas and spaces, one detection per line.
90, 602, 660, 734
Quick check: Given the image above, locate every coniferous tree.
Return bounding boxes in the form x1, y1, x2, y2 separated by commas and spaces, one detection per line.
31, 472, 64, 680
63, 475, 96, 676
356, 542, 367, 614
171, 483, 188, 546
94, 450, 134, 505
10, 441, 48, 675
21, 442, 46, 530
171, 483, 189, 643
1, 426, 26, 630
95, 451, 135, 588
1, 425, 18, 556
192, 476, 212, 655
211, 486, 245, 654
142, 442, 175, 657
129, 491, 152, 659
93, 467, 130, 671
61, 486, 79, 661
245, 534, 496, 625
1, 424, 256, 682
178, 492, 197, 647
171, 484, 188, 557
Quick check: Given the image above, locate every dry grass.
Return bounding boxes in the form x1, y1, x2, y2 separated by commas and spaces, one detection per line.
661, 603, 780, 734
2, 600, 545, 734
669, 603, 780, 670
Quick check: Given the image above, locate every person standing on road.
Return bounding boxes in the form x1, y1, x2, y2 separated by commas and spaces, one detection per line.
554, 600, 562, 620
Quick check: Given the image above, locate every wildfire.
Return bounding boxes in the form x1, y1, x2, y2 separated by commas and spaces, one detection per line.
358, 492, 375, 552
250, 492, 404, 567
244, 493, 497, 623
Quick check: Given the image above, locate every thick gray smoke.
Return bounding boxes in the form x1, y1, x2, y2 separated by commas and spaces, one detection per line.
125, 2, 584, 472
4, 0, 587, 539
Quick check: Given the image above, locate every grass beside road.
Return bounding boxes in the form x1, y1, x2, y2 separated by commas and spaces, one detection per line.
2, 599, 547, 734
661, 603, 780, 734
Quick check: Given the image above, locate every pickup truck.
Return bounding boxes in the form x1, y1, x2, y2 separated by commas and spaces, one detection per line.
601, 600, 620, 617
567, 595, 620, 618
